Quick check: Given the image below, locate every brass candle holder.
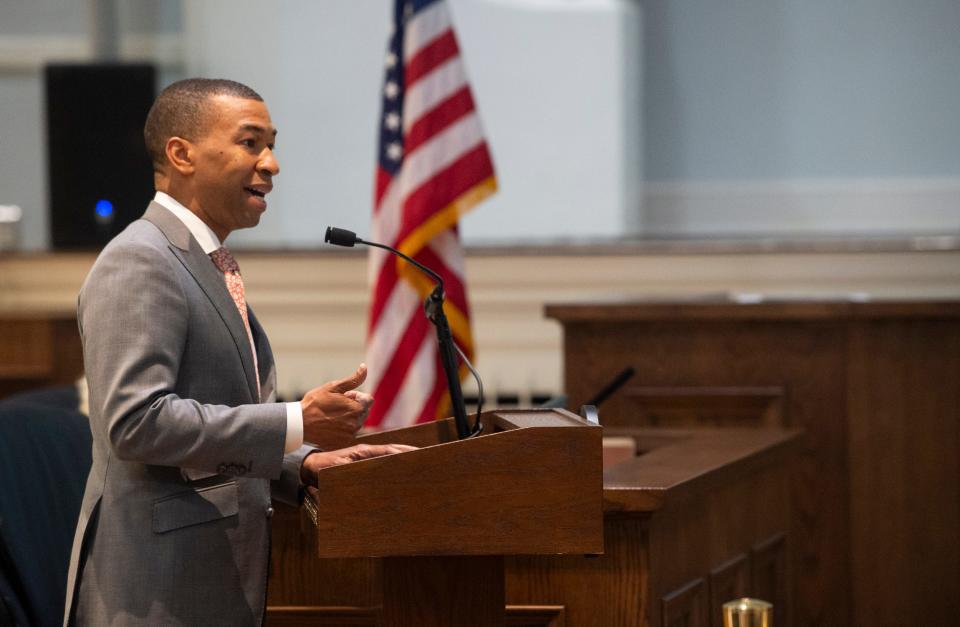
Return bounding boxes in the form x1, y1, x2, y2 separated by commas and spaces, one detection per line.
722, 598, 772, 627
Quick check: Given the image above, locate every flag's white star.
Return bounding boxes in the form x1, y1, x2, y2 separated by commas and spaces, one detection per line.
386, 142, 403, 161
384, 112, 401, 131
384, 81, 399, 99
385, 52, 398, 69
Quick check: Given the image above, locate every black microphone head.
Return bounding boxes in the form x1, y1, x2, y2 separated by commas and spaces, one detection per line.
325, 226, 358, 247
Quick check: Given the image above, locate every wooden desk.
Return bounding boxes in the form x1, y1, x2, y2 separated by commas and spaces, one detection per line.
268, 427, 799, 627
0, 313, 83, 399
546, 298, 960, 627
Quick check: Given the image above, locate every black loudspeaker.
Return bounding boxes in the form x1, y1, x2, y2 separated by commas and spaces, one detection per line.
45, 63, 156, 249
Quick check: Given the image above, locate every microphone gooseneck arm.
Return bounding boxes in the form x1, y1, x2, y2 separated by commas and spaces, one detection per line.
361, 240, 444, 288
422, 284, 475, 439
324, 226, 480, 439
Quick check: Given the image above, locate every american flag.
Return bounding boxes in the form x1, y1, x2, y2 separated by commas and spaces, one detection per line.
365, 0, 497, 430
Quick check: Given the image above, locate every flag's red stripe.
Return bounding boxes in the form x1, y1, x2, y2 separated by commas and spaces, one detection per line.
416, 375, 443, 424
368, 253, 399, 333
405, 87, 476, 156
374, 165, 393, 210
396, 144, 494, 244
417, 352, 449, 423
366, 311, 432, 426
405, 29, 459, 87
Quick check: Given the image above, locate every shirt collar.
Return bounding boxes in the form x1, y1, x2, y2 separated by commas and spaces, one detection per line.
153, 191, 222, 254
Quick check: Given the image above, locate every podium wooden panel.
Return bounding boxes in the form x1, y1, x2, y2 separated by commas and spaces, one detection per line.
278, 409, 602, 626
545, 297, 960, 627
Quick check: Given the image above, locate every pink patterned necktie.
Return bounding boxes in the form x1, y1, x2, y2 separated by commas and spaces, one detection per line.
209, 246, 261, 401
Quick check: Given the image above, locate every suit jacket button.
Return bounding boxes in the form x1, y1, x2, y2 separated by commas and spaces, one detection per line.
265, 506, 274, 519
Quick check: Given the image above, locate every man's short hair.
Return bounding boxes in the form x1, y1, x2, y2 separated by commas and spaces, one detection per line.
143, 78, 263, 171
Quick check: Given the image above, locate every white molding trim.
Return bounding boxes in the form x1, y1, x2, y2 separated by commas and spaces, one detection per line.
0, 33, 183, 72
644, 178, 960, 236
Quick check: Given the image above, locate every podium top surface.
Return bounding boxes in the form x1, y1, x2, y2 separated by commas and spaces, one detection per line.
601, 427, 801, 513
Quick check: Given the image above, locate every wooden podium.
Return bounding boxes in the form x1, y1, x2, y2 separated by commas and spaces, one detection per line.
288, 408, 603, 627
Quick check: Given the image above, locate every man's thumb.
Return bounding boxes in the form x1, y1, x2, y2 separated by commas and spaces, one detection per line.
328, 363, 367, 393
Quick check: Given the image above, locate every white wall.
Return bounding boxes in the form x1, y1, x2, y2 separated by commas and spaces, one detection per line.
641, 0, 960, 235
1, 0, 958, 250
182, 0, 644, 248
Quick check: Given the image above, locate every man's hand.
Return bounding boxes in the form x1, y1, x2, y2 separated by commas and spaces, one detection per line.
299, 443, 417, 487
301, 364, 374, 450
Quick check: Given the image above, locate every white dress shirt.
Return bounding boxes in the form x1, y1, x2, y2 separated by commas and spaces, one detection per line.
153, 191, 304, 453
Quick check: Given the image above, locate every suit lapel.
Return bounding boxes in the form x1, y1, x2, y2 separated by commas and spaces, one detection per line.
247, 306, 277, 402
142, 202, 260, 403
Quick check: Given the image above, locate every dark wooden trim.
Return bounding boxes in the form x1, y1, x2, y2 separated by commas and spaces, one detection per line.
505, 605, 566, 627
265, 606, 378, 626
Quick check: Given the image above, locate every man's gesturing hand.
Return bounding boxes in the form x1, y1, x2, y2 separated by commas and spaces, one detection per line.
300, 364, 374, 450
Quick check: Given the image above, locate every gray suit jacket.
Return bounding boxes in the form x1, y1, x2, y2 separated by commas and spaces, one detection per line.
64, 202, 311, 626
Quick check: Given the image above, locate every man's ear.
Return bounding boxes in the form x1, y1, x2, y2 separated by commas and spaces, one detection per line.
165, 137, 195, 175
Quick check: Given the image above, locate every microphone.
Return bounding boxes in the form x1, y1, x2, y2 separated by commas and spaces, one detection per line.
324, 226, 481, 440
324, 227, 359, 247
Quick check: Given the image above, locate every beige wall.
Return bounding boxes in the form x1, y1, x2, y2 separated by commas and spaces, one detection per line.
3, 246, 958, 401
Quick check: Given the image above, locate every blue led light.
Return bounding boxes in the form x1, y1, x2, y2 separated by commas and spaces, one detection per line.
95, 199, 114, 218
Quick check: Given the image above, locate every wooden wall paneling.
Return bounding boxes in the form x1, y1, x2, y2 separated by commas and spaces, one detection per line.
708, 554, 749, 627
846, 319, 960, 626
0, 315, 83, 398
0, 319, 51, 378
661, 578, 708, 627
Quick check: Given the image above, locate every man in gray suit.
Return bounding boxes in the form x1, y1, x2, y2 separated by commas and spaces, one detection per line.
64, 78, 412, 626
